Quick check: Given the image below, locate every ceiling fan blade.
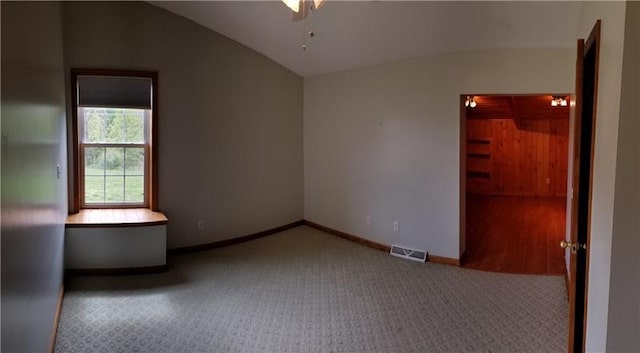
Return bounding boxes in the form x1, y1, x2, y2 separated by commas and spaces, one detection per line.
292, 11, 305, 22
291, 0, 308, 22
291, 0, 323, 22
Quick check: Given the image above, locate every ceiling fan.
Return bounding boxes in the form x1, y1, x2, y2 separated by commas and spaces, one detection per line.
281, 0, 326, 50
282, 0, 325, 21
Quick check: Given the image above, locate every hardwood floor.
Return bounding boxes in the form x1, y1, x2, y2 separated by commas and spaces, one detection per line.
463, 195, 567, 275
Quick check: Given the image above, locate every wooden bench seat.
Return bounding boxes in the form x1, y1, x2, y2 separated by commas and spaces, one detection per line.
65, 208, 168, 227
65, 209, 168, 273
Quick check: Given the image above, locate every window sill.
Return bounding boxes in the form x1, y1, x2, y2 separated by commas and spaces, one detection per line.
65, 208, 167, 228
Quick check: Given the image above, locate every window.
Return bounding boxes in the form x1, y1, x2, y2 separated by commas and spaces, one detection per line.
80, 108, 148, 205
71, 70, 158, 211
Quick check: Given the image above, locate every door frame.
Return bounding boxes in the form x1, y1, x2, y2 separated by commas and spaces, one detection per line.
456, 20, 601, 352
459, 93, 571, 266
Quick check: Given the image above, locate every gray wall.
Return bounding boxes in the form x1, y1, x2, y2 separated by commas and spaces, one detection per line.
304, 48, 574, 259
607, 1, 640, 351
1, 2, 68, 353
62, 1, 304, 249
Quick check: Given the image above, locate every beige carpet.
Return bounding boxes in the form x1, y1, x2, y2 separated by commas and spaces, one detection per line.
55, 226, 568, 352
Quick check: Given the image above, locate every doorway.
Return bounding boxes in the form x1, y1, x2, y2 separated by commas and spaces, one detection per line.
461, 95, 570, 275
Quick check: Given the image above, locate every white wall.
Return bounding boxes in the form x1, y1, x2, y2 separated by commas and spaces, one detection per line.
304, 48, 574, 258
1, 2, 68, 352
66, 226, 166, 269
62, 2, 304, 249
606, 1, 640, 352
576, 2, 628, 352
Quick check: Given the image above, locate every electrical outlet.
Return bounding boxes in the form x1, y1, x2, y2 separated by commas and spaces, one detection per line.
197, 220, 205, 231
365, 216, 371, 225
393, 221, 399, 232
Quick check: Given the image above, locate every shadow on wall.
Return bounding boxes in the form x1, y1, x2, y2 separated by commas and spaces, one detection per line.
1, 1, 68, 353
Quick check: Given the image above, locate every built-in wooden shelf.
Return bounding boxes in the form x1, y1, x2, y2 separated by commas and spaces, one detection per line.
65, 208, 168, 228
466, 138, 493, 193
467, 153, 491, 159
467, 139, 491, 145
467, 171, 491, 179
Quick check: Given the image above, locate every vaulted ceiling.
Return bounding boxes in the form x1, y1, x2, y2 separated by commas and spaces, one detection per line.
150, 1, 583, 77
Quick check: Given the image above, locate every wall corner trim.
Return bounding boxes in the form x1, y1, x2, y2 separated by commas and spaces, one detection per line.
65, 265, 169, 276
48, 285, 65, 353
303, 220, 461, 266
427, 254, 461, 266
303, 220, 390, 252
167, 220, 305, 255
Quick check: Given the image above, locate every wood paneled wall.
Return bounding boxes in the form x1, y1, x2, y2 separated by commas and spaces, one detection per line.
466, 117, 569, 197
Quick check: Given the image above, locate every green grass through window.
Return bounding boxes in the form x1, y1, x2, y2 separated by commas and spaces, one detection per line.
85, 167, 144, 204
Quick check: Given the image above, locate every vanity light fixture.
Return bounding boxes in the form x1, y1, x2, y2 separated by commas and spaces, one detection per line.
465, 96, 477, 108
551, 96, 568, 107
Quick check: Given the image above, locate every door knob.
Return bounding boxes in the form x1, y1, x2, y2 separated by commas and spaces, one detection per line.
560, 240, 586, 253
560, 240, 577, 253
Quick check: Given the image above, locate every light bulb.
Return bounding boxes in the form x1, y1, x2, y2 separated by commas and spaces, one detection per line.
465, 99, 470, 107
282, 0, 299, 12
551, 99, 558, 107
560, 98, 568, 106
469, 100, 477, 108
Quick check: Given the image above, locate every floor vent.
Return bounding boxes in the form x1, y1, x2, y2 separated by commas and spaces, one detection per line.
390, 245, 427, 263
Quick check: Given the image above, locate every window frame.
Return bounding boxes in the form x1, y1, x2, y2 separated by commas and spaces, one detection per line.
70, 69, 158, 212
